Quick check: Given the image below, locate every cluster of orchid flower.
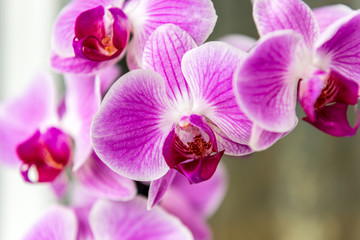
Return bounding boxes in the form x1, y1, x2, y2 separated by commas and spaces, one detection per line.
1, 0, 359, 239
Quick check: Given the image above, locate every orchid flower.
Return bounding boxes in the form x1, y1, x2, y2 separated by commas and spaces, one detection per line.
51, 0, 217, 74
235, 0, 360, 137
0, 68, 136, 200
91, 23, 258, 185
23, 196, 193, 240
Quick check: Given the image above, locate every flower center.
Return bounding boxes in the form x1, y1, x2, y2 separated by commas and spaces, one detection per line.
163, 115, 224, 184
315, 77, 339, 109
16, 127, 72, 183
73, 5, 130, 62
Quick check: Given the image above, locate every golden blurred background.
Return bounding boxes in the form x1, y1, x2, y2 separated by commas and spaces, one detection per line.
209, 1, 360, 239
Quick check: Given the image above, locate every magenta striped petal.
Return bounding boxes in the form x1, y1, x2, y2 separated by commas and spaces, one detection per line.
143, 24, 196, 103
182, 42, 253, 144
24, 206, 77, 240
147, 169, 177, 209
234, 31, 302, 132
91, 69, 172, 181
253, 0, 318, 48
316, 12, 360, 84
90, 197, 193, 240
124, 0, 216, 69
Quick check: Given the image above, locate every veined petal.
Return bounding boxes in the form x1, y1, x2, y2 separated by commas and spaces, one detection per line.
170, 163, 227, 218
253, 0, 318, 48
313, 4, 353, 33
23, 206, 77, 240
90, 197, 193, 240
124, 0, 216, 69
143, 24, 197, 102
210, 123, 253, 156
91, 69, 172, 181
75, 152, 137, 201
217, 34, 257, 52
182, 42, 253, 144
234, 31, 302, 132
249, 124, 294, 151
0, 72, 57, 166
52, 0, 125, 57
316, 12, 360, 83
147, 169, 177, 209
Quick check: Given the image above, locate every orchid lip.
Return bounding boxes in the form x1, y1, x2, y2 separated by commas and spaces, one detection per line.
16, 127, 72, 183
73, 5, 131, 62
163, 115, 223, 184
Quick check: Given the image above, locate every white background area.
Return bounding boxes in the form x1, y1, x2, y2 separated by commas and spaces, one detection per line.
0, 1, 62, 239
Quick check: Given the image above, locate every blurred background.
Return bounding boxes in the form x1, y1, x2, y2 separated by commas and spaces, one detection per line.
1, 0, 360, 239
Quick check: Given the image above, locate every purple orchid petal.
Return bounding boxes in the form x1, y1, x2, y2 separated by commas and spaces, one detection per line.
161, 188, 211, 240
50, 51, 122, 74
253, 0, 318, 48
234, 31, 302, 132
90, 197, 193, 240
143, 24, 197, 102
62, 66, 120, 170
171, 163, 227, 218
62, 74, 100, 170
52, 0, 125, 57
316, 12, 360, 83
91, 69, 172, 181
249, 124, 293, 151
147, 169, 177, 209
24, 206, 77, 240
217, 34, 257, 52
182, 41, 253, 144
75, 152, 137, 201
124, 0, 216, 69
0, 72, 57, 166
302, 71, 359, 137
98, 65, 122, 96
313, 4, 353, 33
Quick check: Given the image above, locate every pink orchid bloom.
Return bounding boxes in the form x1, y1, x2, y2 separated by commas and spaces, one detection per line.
23, 196, 193, 240
235, 0, 360, 137
91, 24, 287, 186
0, 68, 136, 200
51, 0, 217, 74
